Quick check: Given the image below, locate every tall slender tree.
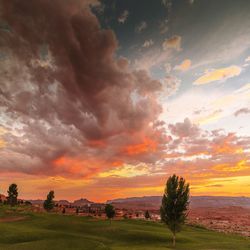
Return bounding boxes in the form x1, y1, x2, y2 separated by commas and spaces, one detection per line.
105, 204, 115, 224
43, 190, 55, 212
160, 174, 190, 247
7, 183, 18, 206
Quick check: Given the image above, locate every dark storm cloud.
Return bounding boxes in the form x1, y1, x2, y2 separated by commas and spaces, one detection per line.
0, 0, 168, 176
1, 0, 164, 136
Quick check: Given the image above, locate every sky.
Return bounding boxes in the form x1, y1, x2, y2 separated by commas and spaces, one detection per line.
0, 0, 249, 202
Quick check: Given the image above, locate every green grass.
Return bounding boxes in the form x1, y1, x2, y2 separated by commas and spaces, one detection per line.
0, 205, 249, 250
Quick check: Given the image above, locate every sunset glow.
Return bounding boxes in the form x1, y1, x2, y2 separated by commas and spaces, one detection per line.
0, 0, 249, 202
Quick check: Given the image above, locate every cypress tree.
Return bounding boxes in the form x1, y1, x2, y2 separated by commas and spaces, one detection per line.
43, 190, 55, 212
160, 174, 190, 247
105, 204, 115, 224
7, 183, 18, 206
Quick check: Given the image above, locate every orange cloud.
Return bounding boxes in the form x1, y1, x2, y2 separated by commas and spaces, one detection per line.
87, 139, 106, 148
211, 133, 243, 155
213, 160, 249, 172
175, 59, 191, 71
52, 156, 106, 177
0, 127, 7, 148
123, 138, 157, 155
0, 139, 6, 148
194, 65, 241, 85
112, 161, 124, 167
213, 144, 242, 155
53, 157, 83, 175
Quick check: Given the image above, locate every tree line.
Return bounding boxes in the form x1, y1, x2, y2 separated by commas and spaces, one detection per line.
2, 174, 189, 247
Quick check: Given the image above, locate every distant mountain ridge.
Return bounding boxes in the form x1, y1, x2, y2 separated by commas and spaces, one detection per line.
27, 198, 94, 206
17, 196, 250, 209
108, 196, 250, 209
107, 196, 161, 203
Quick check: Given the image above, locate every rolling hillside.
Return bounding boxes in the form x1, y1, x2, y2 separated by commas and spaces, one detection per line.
0, 205, 249, 250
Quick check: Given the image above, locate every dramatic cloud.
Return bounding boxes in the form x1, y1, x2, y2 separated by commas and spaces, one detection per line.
0, 0, 250, 200
162, 35, 182, 51
0, 0, 166, 178
194, 65, 242, 85
87, 120, 250, 199
164, 119, 250, 183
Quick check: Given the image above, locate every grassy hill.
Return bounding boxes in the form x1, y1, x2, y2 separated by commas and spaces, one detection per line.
0, 205, 249, 250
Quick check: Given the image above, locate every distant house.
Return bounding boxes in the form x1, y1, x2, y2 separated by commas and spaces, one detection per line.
57, 200, 71, 207
90, 203, 105, 211
73, 198, 93, 207
115, 209, 125, 217
80, 203, 105, 214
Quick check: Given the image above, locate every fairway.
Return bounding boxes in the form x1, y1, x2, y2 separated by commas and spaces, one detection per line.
0, 206, 249, 250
